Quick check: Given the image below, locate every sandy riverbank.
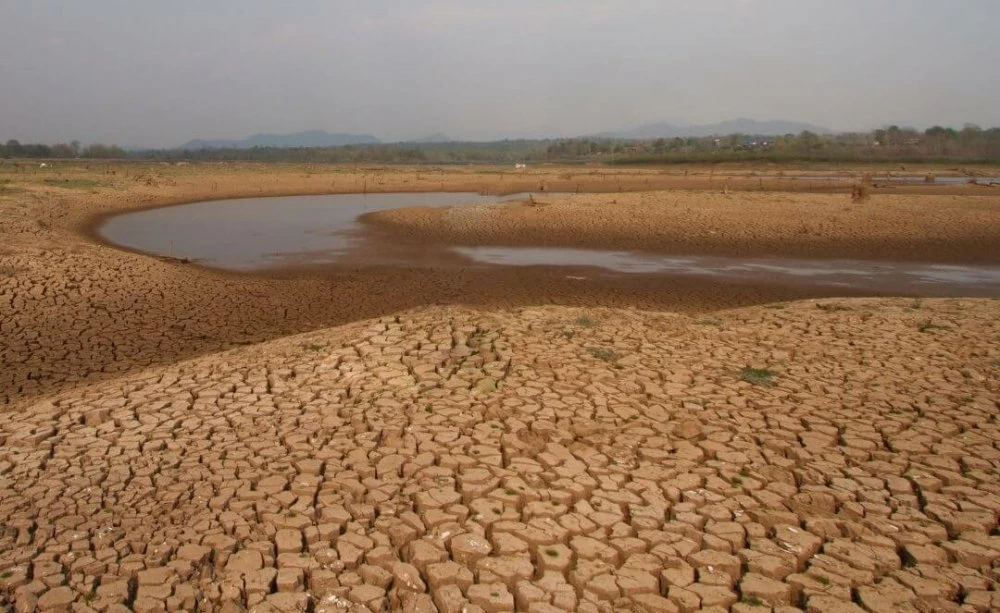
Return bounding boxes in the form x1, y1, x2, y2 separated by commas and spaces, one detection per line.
4, 162, 932, 406
361, 191, 1000, 264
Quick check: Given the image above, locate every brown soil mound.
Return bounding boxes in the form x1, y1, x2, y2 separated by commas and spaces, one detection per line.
361, 191, 1000, 263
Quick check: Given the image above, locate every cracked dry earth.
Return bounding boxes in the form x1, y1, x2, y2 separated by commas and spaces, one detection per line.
1, 299, 999, 613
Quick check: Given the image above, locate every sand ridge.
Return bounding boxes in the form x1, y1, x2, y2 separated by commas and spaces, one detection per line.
0, 298, 998, 611
360, 191, 1000, 264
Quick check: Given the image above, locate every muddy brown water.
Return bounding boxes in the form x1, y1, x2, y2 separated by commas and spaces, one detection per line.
98, 193, 1000, 298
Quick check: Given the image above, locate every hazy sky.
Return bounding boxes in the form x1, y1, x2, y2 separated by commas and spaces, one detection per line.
2, 1, 999, 146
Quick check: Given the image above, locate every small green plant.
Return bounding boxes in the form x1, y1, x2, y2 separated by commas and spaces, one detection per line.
0, 571, 12, 579
587, 347, 620, 362
909, 299, 923, 310
740, 366, 776, 386
561, 330, 576, 340
544, 549, 559, 557
815, 574, 831, 585
469, 329, 490, 345
743, 595, 764, 606
302, 343, 325, 352
731, 476, 743, 486
575, 316, 596, 328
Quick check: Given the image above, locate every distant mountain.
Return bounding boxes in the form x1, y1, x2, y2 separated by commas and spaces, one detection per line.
179, 130, 381, 150
406, 133, 452, 143
596, 118, 833, 139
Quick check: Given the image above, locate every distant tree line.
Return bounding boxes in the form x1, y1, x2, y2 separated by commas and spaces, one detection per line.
0, 139, 127, 159
3, 125, 998, 164
131, 140, 554, 165
592, 124, 1000, 164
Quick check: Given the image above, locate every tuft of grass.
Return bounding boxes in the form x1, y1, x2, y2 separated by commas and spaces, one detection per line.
575, 316, 597, 328
695, 317, 723, 326
469, 329, 490, 345
302, 343, 325, 352
587, 347, 620, 362
851, 182, 871, 203
742, 595, 764, 606
815, 574, 831, 585
908, 298, 924, 310
740, 366, 776, 386
544, 549, 559, 557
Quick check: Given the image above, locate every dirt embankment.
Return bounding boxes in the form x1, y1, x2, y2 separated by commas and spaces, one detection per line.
361, 191, 1000, 263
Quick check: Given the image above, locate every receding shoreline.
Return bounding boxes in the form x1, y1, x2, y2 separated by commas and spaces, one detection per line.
1, 162, 998, 406
358, 191, 1000, 265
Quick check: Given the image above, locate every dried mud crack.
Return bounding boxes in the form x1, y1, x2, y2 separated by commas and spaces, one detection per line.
1, 298, 998, 612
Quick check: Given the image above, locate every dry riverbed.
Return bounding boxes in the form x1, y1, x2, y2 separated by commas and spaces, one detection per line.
2, 162, 926, 406
1, 298, 998, 612
0, 162, 998, 611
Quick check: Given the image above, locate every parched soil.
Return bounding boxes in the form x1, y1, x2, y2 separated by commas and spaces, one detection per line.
1, 298, 998, 612
1, 163, 999, 611
361, 191, 1000, 263
1, 163, 903, 407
